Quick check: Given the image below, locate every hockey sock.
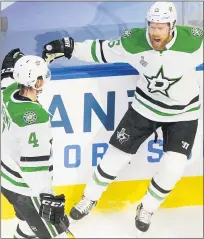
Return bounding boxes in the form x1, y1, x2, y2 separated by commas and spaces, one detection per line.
142, 151, 187, 213
142, 177, 172, 213
84, 145, 132, 201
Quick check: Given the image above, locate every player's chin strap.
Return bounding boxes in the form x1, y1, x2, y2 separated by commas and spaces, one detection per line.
153, 122, 158, 143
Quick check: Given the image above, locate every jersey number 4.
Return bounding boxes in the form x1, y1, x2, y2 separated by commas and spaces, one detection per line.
28, 132, 39, 147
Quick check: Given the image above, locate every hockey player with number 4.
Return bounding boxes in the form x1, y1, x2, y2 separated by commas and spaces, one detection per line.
42, 1, 203, 235
1, 49, 74, 238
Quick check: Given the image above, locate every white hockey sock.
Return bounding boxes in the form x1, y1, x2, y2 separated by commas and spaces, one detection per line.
142, 151, 187, 213
142, 177, 172, 213
84, 145, 132, 201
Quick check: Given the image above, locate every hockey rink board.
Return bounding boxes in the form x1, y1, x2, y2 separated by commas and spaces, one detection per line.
1, 64, 203, 219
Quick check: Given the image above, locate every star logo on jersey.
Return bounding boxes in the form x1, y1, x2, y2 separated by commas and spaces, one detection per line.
144, 66, 182, 97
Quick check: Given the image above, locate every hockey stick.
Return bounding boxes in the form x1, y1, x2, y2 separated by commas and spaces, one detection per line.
59, 218, 75, 238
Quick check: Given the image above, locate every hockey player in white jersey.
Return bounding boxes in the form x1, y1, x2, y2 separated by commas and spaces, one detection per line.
1, 49, 74, 238
42, 1, 203, 234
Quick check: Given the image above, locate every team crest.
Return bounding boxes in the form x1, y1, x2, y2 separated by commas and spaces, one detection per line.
122, 29, 132, 38
191, 27, 203, 37
116, 128, 130, 144
144, 66, 182, 97
23, 111, 37, 124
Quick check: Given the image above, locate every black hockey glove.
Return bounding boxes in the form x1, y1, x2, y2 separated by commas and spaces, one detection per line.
39, 193, 66, 226
1, 48, 24, 80
42, 37, 74, 62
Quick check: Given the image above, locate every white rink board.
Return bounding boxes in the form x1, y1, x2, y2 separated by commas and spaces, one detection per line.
39, 73, 203, 186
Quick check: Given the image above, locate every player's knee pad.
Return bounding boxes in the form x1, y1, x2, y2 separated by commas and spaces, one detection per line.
154, 151, 188, 190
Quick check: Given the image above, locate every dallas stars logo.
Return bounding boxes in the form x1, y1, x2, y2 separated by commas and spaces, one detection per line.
144, 66, 182, 97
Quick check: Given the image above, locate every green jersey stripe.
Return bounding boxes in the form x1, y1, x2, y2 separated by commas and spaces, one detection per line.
20, 166, 49, 172
91, 41, 99, 62
135, 94, 200, 116
1, 166, 25, 184
136, 87, 199, 110
1, 161, 22, 178
1, 172, 29, 188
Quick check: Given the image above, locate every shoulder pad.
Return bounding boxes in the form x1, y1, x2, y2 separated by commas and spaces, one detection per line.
8, 101, 50, 127
121, 28, 152, 54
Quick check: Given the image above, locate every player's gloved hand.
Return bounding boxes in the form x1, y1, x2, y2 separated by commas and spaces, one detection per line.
1, 48, 24, 80
39, 193, 66, 226
42, 37, 74, 63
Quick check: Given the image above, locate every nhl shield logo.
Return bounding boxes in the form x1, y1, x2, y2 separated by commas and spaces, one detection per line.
116, 128, 130, 144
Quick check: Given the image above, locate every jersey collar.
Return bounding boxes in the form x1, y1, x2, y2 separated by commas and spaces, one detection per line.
11, 90, 39, 104
146, 27, 178, 51
14, 91, 32, 102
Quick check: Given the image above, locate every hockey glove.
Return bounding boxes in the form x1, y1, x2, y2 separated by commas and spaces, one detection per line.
1, 48, 24, 80
39, 193, 66, 226
42, 37, 74, 63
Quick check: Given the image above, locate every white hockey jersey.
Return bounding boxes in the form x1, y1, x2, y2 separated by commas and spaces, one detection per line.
72, 25, 203, 122
1, 78, 54, 197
